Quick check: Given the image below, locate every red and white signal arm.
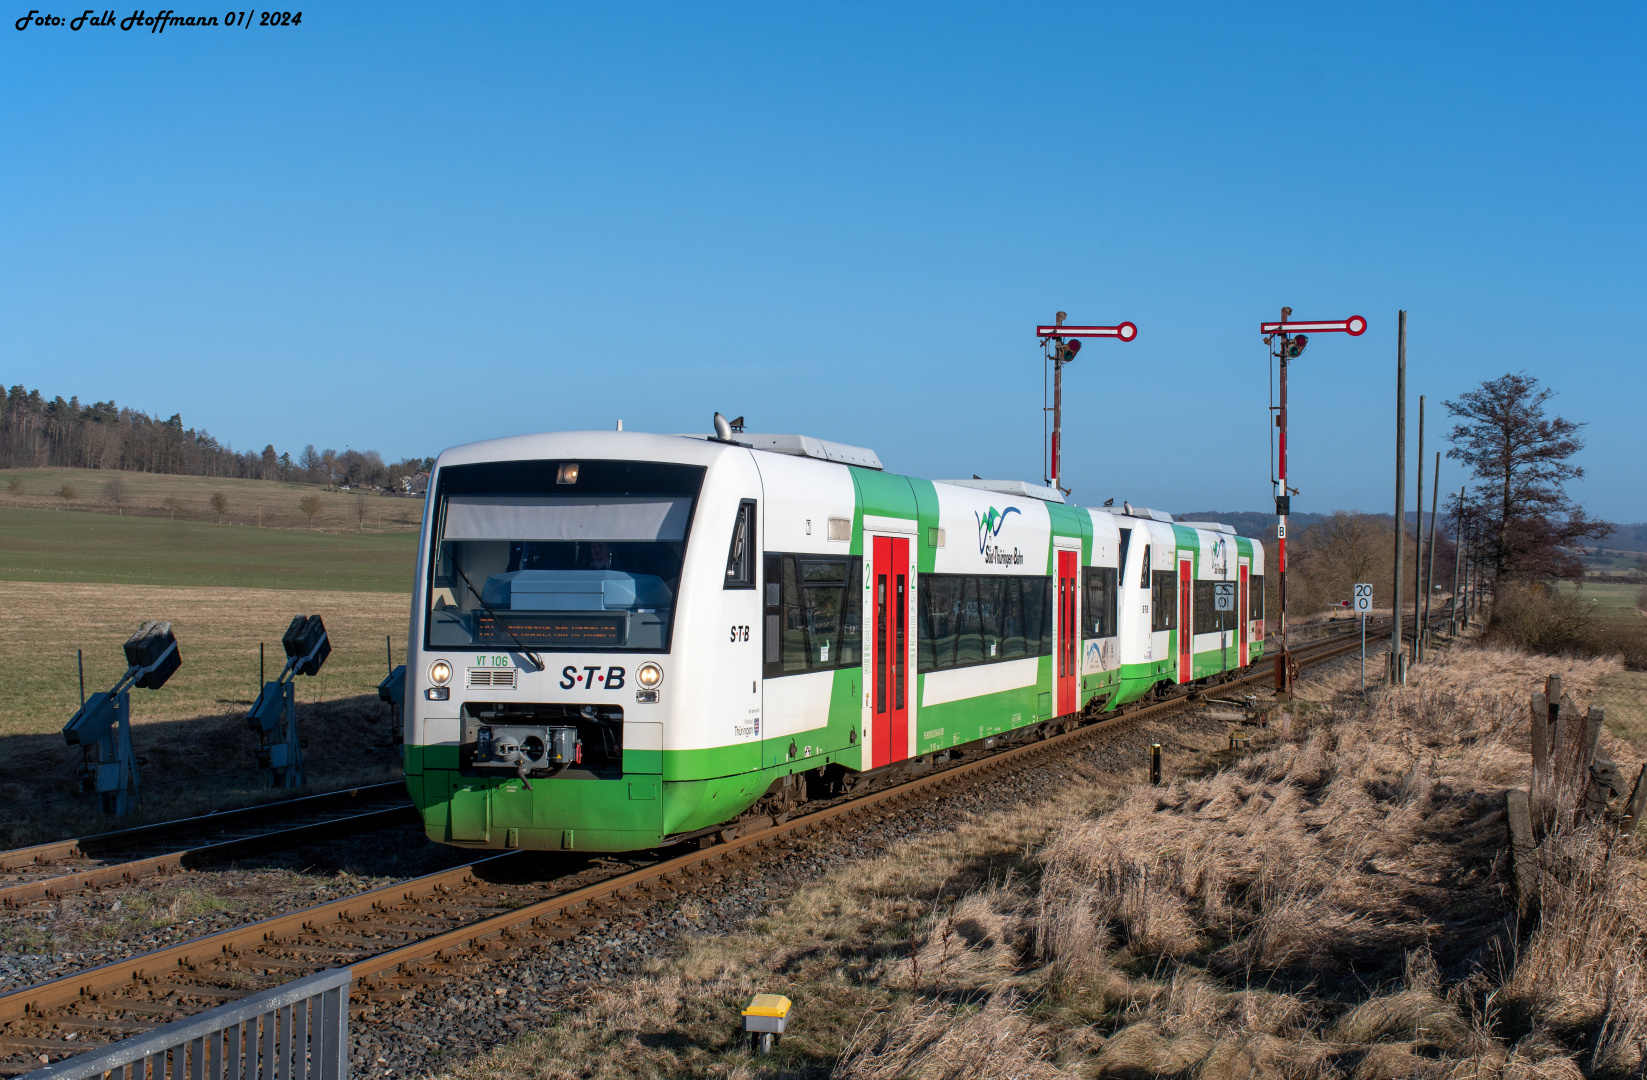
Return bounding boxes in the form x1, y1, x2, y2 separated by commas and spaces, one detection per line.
1036, 322, 1138, 341
1259, 315, 1367, 336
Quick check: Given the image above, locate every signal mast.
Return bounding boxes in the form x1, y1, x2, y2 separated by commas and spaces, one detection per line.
1259, 308, 1367, 694
1036, 312, 1137, 494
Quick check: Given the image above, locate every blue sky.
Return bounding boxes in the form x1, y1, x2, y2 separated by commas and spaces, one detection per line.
4, 2, 1642, 522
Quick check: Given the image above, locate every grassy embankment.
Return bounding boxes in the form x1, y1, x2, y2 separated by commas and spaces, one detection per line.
437, 643, 1646, 1080
0, 502, 418, 845
0, 466, 423, 533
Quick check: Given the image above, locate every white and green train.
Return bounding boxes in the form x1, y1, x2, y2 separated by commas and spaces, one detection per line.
405, 424, 1265, 852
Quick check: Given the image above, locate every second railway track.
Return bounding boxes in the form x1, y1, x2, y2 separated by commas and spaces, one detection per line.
0, 785, 414, 909
0, 622, 1414, 1072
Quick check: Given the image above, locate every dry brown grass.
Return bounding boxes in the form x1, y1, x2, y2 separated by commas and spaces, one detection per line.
434, 643, 1647, 1080
0, 581, 407, 843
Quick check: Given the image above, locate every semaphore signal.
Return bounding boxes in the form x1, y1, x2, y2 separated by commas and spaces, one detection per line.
1036, 313, 1137, 495
1261, 308, 1368, 696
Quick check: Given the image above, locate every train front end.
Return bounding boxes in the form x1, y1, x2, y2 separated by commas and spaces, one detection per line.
404, 431, 759, 852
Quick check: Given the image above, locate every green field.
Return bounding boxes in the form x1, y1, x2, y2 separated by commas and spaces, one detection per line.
0, 505, 418, 592
1567, 580, 1647, 624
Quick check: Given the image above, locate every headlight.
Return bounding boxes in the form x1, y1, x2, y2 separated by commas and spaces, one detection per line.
428, 660, 452, 686
636, 662, 663, 689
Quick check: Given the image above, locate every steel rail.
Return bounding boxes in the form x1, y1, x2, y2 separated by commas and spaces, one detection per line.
0, 806, 417, 908
0, 783, 408, 873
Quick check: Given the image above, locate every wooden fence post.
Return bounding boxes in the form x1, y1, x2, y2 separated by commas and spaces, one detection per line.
1623, 764, 1647, 836
1530, 689, 1551, 834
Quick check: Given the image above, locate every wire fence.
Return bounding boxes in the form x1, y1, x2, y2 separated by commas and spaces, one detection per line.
1597, 675, 1647, 753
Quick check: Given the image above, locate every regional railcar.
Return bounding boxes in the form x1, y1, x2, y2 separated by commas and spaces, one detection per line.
404, 426, 1265, 852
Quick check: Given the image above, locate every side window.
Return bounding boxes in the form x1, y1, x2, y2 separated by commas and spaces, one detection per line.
1140, 544, 1151, 589
1083, 566, 1117, 638
724, 500, 756, 588
1151, 570, 1176, 632
917, 574, 1053, 671
1193, 580, 1220, 634
1026, 576, 1053, 655
1250, 574, 1265, 620
763, 552, 861, 678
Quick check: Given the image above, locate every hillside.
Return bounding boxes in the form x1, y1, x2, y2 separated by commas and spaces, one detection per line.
1, 466, 422, 533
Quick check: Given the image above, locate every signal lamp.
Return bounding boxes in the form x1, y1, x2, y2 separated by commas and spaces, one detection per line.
637, 662, 664, 689
1285, 334, 1309, 359
281, 615, 330, 677
557, 463, 580, 485
429, 659, 452, 686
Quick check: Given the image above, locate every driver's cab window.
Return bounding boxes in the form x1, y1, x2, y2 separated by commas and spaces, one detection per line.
725, 500, 756, 588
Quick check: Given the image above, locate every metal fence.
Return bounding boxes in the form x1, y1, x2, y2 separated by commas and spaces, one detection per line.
19, 967, 350, 1080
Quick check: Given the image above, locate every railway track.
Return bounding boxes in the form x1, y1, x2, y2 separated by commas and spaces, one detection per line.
0, 622, 1414, 1072
0, 784, 412, 909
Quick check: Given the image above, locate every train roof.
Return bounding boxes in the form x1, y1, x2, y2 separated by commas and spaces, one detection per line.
936, 478, 1065, 504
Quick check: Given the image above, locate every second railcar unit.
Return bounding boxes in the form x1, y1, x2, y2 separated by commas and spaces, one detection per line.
403, 427, 1264, 852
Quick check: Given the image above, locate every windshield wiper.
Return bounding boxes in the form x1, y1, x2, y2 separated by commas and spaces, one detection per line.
451, 562, 545, 671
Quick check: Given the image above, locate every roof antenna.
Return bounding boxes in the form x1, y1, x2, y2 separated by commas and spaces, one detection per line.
713, 412, 733, 441
1123, 501, 1134, 516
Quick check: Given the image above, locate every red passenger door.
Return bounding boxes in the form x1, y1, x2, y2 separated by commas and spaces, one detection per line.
871, 536, 909, 768
1056, 550, 1078, 717
1177, 558, 1193, 683
1238, 564, 1250, 667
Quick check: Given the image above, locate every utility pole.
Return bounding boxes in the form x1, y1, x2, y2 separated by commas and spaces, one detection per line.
1413, 395, 1425, 664
1451, 486, 1465, 635
1035, 314, 1138, 494
1424, 452, 1440, 649
1391, 311, 1406, 685
1258, 310, 1367, 696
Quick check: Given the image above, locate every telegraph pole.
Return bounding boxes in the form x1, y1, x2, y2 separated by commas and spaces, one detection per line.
1259, 310, 1367, 695
1036, 314, 1138, 494
1424, 451, 1440, 649
1451, 485, 1465, 635
1391, 311, 1407, 684
1413, 395, 1425, 664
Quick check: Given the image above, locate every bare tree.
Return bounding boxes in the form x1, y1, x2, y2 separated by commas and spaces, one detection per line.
320, 449, 338, 491
299, 444, 322, 483
161, 494, 184, 520
103, 475, 129, 514
6, 477, 23, 496
299, 493, 324, 529
210, 491, 228, 524
1288, 511, 1411, 616
57, 483, 78, 501
1444, 372, 1611, 585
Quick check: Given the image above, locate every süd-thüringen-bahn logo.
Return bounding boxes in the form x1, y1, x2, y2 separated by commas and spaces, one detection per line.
975, 506, 1024, 565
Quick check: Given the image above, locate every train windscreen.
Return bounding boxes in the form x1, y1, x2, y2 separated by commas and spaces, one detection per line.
424, 460, 705, 652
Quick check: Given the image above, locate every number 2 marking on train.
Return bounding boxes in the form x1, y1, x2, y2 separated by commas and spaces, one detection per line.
730, 625, 750, 642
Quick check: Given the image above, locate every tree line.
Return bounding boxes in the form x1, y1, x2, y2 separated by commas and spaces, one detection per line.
0, 383, 432, 491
